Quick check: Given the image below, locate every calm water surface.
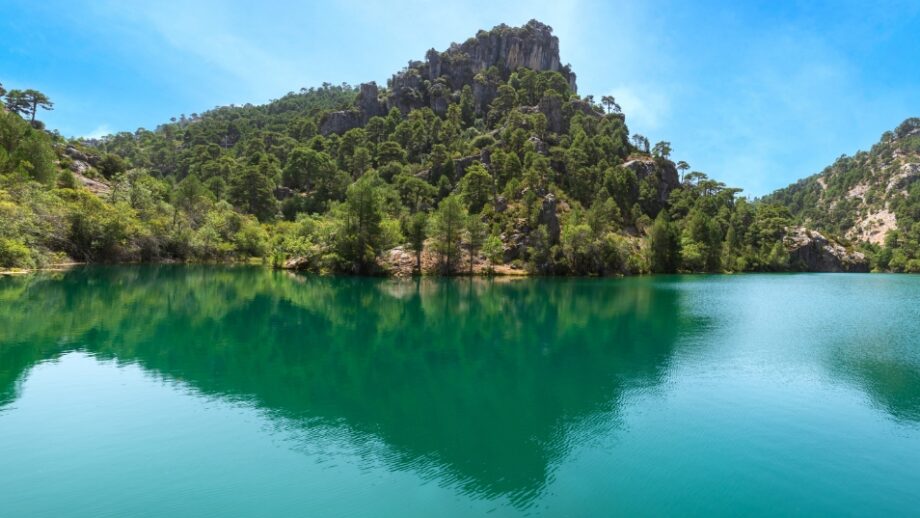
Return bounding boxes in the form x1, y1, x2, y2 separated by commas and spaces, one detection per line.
1, 266, 919, 516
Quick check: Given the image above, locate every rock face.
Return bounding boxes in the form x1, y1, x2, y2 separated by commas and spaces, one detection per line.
392, 20, 575, 115
319, 109, 362, 136
622, 158, 681, 205
319, 82, 386, 136
538, 92, 565, 133
321, 20, 577, 135
784, 227, 869, 272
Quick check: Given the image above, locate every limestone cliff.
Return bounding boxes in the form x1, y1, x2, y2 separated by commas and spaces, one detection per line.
320, 20, 576, 135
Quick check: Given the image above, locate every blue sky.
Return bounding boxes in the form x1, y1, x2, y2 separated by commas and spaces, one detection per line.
2, 0, 918, 195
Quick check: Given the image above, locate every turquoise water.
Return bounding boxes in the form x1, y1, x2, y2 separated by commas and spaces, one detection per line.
1, 267, 919, 516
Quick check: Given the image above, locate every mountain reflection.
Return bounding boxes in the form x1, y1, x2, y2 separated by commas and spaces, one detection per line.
0, 266, 692, 506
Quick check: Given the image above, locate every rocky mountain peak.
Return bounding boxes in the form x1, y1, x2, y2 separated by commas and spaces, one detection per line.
320, 20, 577, 135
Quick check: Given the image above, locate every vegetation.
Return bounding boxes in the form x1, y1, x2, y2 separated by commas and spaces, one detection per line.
0, 22, 814, 274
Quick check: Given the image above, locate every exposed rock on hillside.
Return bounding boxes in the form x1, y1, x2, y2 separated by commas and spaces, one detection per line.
622, 158, 680, 205
767, 118, 920, 246
321, 20, 577, 134
784, 227, 868, 272
319, 82, 386, 136
390, 19, 575, 114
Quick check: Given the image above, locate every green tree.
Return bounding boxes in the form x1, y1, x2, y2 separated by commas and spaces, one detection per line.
652, 141, 672, 159
4, 89, 53, 124
173, 174, 212, 227
676, 161, 690, 183
464, 215, 487, 274
527, 224, 554, 274
482, 232, 503, 274
376, 140, 406, 165
648, 211, 678, 273
431, 195, 466, 274
458, 163, 493, 213
403, 211, 428, 274
335, 174, 385, 274
459, 85, 475, 127
229, 154, 279, 222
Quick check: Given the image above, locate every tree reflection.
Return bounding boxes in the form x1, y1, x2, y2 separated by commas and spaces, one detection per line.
0, 266, 693, 506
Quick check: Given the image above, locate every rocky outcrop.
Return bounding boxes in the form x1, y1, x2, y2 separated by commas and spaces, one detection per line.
320, 82, 386, 135
784, 227, 869, 272
622, 158, 680, 205
74, 173, 111, 196
319, 109, 362, 136
538, 92, 565, 133
321, 21, 577, 134
356, 82, 386, 120
388, 20, 576, 116
451, 155, 479, 181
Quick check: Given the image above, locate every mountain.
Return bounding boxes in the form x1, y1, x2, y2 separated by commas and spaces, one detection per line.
766, 118, 920, 271
0, 20, 869, 275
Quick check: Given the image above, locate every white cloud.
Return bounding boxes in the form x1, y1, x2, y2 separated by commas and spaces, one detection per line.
84, 124, 112, 139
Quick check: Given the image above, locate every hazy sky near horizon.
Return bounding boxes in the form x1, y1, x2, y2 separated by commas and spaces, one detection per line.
2, 0, 918, 195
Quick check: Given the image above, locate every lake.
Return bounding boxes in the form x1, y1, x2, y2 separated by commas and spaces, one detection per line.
1, 266, 919, 516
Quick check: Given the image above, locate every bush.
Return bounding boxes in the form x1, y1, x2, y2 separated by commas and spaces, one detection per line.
0, 238, 34, 268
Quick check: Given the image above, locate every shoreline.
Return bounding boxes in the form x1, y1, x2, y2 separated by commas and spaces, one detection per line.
2, 261, 898, 278
0, 262, 82, 276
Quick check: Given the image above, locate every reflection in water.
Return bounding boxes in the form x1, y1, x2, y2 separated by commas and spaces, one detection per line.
0, 266, 692, 506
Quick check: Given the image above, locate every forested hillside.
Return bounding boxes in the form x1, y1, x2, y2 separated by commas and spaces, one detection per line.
766, 118, 920, 272
1, 20, 863, 274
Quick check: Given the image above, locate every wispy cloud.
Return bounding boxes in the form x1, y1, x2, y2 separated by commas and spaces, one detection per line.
84, 124, 112, 139
92, 0, 311, 98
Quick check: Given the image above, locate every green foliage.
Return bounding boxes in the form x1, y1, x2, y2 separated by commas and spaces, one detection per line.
0, 63, 826, 276
4, 89, 53, 123
648, 211, 678, 273
431, 195, 467, 274
0, 111, 56, 184
229, 154, 279, 222
459, 163, 493, 213
482, 232, 503, 273
403, 211, 428, 273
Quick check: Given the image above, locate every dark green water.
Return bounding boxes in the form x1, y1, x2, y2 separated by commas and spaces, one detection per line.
1, 267, 919, 516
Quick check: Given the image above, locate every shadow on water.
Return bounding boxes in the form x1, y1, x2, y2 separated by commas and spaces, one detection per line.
0, 266, 704, 506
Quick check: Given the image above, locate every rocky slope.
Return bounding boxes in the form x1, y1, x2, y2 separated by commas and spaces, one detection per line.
767, 118, 920, 245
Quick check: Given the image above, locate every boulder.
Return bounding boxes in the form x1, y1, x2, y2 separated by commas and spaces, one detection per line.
784, 227, 869, 272
283, 256, 314, 271
65, 146, 89, 162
